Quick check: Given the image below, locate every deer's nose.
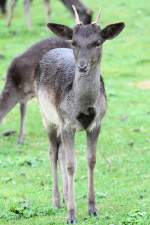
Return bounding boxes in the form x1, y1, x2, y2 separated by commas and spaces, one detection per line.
78, 62, 88, 73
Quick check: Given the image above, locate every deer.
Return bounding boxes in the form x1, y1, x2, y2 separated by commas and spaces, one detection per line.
36, 6, 125, 224
6, 0, 92, 29
0, 38, 71, 143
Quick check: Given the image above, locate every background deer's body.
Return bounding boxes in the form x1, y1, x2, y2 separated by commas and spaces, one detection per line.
0, 38, 70, 143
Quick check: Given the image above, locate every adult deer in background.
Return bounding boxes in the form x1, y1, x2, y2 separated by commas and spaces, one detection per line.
0, 38, 71, 143
37, 6, 125, 224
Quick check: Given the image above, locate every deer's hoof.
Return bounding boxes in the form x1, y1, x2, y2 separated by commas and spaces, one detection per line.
67, 218, 76, 224
67, 209, 76, 223
17, 134, 25, 144
88, 206, 97, 216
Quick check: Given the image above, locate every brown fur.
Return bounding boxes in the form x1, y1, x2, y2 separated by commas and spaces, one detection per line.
0, 37, 70, 143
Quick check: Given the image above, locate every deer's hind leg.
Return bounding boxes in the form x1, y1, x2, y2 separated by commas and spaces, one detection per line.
58, 136, 68, 205
6, 0, 17, 27
47, 126, 60, 208
24, 0, 32, 29
17, 102, 27, 144
61, 128, 76, 224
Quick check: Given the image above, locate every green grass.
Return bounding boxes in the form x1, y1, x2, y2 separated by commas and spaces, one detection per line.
0, 0, 150, 224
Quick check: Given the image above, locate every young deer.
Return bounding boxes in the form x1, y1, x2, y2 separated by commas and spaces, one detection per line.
36, 6, 125, 224
0, 38, 70, 143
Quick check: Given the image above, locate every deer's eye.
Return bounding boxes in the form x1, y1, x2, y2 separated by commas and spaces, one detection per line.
93, 40, 101, 47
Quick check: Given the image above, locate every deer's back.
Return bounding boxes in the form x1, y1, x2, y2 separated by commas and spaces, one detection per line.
38, 48, 75, 104
6, 38, 70, 90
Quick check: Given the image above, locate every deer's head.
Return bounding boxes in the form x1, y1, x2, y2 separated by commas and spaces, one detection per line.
47, 6, 125, 76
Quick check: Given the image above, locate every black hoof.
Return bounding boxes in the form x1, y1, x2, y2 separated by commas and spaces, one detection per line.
67, 219, 76, 224
89, 211, 97, 216
88, 208, 97, 217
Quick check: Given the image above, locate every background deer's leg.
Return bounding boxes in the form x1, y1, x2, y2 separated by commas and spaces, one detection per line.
24, 0, 32, 29
17, 103, 27, 144
43, 0, 51, 23
61, 128, 76, 224
86, 126, 100, 216
6, 0, 17, 26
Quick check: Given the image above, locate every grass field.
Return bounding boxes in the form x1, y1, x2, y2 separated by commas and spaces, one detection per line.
0, 0, 150, 224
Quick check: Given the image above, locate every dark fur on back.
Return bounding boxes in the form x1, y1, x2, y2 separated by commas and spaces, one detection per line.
7, 38, 70, 90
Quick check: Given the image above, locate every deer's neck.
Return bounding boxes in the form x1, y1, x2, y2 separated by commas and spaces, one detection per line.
73, 65, 100, 107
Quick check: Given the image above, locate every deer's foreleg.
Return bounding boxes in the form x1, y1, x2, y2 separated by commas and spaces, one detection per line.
58, 138, 68, 205
61, 128, 76, 224
86, 126, 100, 216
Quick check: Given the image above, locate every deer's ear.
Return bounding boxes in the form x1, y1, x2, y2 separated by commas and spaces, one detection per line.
101, 22, 125, 41
47, 23, 73, 40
